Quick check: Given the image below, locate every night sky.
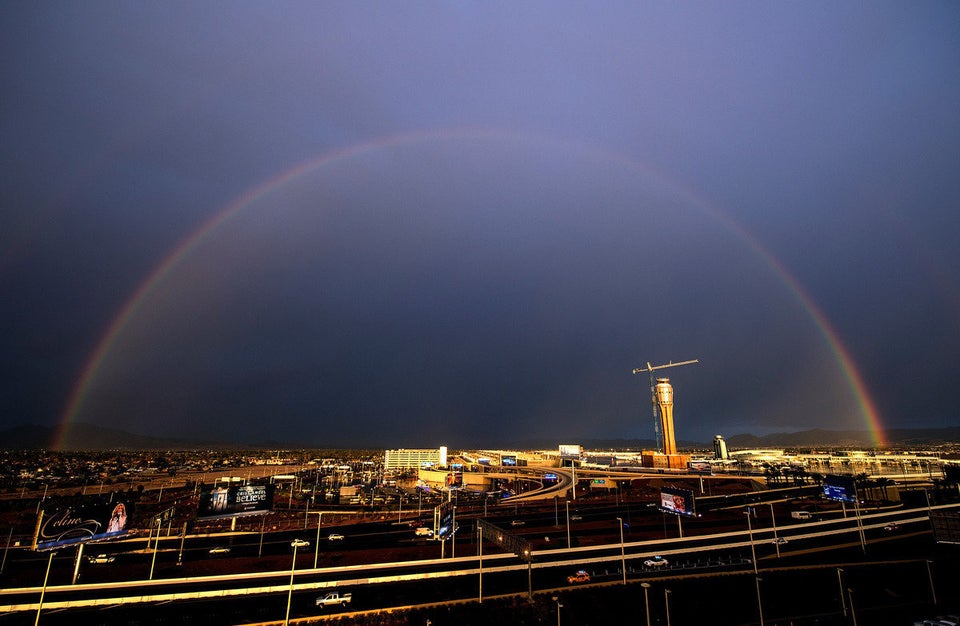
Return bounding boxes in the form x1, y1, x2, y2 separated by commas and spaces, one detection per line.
2, 3, 958, 449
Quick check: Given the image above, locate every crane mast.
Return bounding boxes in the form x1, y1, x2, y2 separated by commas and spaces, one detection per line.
632, 359, 699, 453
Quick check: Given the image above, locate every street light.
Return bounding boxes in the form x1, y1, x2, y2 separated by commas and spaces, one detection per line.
616, 517, 626, 585
552, 595, 562, 626
565, 501, 571, 548
284, 543, 298, 626
641, 582, 652, 626
847, 587, 858, 626
768, 502, 780, 558
664, 588, 672, 626
836, 568, 847, 616
744, 508, 758, 575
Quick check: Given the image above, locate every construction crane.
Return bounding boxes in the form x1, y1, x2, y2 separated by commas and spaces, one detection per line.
632, 359, 699, 453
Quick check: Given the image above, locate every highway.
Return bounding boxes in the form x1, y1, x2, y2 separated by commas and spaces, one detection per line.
1, 502, 955, 625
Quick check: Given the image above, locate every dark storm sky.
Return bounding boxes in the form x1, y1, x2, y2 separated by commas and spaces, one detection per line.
2, 2, 958, 448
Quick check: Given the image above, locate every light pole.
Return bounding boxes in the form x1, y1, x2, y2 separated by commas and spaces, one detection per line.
768, 503, 780, 558
314, 513, 322, 569
926, 559, 938, 606
664, 588, 672, 626
478, 525, 483, 603
616, 517, 626, 585
745, 508, 764, 626
641, 582, 652, 626
837, 568, 847, 616
552, 595, 562, 626
848, 587, 858, 626
34, 550, 54, 626
149, 518, 160, 580
284, 543, 298, 626
565, 501, 571, 548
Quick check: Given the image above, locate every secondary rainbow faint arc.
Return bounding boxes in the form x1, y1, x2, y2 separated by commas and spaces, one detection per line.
57, 128, 885, 449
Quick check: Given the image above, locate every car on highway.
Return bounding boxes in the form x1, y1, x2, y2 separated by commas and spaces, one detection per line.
208, 546, 231, 555
290, 539, 310, 548
327, 533, 345, 542
569, 514, 583, 521
771, 537, 788, 545
87, 554, 115, 564
567, 569, 591, 584
883, 522, 899, 532
644, 556, 669, 568
510, 520, 525, 526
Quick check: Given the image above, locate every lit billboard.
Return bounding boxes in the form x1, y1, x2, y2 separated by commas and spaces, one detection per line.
501, 455, 517, 466
198, 484, 274, 519
436, 502, 457, 540
558, 444, 582, 458
822, 474, 857, 504
659, 487, 696, 517
36, 501, 134, 551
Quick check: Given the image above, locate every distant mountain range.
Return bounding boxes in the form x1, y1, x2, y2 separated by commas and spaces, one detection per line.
1, 422, 958, 451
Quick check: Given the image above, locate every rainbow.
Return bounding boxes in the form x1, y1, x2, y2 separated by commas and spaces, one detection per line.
56, 128, 885, 449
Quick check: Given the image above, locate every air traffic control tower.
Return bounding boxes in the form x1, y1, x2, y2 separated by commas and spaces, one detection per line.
655, 378, 677, 455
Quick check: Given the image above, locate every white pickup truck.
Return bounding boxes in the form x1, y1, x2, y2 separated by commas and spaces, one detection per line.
315, 591, 352, 609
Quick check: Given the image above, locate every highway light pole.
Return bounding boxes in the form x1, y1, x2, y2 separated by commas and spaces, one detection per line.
847, 588, 858, 626
837, 568, 847, 617
149, 518, 160, 580
565, 501, 571, 548
664, 588, 672, 626
926, 560, 938, 606
745, 508, 764, 626
34, 550, 54, 626
284, 543, 298, 626
616, 517, 626, 585
552, 595, 562, 626
314, 513, 322, 569
768, 503, 780, 558
478, 525, 483, 604
641, 582, 651, 626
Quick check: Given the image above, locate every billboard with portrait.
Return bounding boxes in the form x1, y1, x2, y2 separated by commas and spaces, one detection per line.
36, 501, 134, 551
197, 484, 274, 519
659, 487, 696, 517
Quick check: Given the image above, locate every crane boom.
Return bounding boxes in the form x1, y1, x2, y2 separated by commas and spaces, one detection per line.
632, 359, 699, 453
632, 359, 699, 375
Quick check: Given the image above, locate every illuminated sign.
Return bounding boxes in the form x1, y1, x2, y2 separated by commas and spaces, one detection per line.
435, 503, 458, 540
445, 472, 463, 489
198, 485, 274, 519
501, 455, 517, 466
659, 487, 696, 517
822, 474, 857, 504
37, 501, 134, 551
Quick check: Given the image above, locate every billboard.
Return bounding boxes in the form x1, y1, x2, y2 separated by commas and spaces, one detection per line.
445, 472, 463, 489
37, 501, 134, 551
435, 502, 457, 540
558, 444, 582, 458
822, 474, 857, 504
659, 487, 696, 517
501, 455, 517, 466
198, 484, 274, 520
